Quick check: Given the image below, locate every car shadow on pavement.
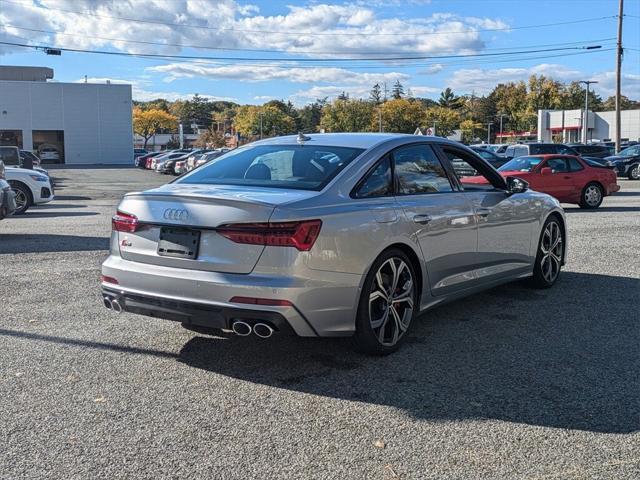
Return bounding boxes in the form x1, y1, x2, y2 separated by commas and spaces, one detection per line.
0, 234, 109, 254
564, 206, 640, 213
16, 211, 99, 219
177, 272, 640, 434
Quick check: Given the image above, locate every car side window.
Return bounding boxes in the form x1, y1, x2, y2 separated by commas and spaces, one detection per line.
557, 145, 577, 155
567, 157, 584, 171
393, 144, 452, 195
442, 148, 496, 191
355, 156, 392, 198
544, 158, 569, 173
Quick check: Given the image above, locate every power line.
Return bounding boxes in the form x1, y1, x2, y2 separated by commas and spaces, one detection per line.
0, 0, 618, 37
0, 40, 603, 63
0, 23, 616, 57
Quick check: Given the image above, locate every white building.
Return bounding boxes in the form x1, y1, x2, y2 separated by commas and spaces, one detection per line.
0, 66, 133, 165
537, 108, 640, 143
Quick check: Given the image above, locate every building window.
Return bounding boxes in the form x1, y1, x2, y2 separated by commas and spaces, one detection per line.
33, 130, 65, 164
0, 130, 23, 149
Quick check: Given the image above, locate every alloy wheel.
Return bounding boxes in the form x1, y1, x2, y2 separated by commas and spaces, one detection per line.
539, 221, 563, 284
368, 257, 414, 347
13, 189, 27, 211
583, 185, 602, 207
631, 165, 640, 180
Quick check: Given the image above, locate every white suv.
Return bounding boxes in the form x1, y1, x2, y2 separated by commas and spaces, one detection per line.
0, 147, 55, 214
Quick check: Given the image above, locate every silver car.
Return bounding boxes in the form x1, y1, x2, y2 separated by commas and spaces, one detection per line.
101, 134, 566, 354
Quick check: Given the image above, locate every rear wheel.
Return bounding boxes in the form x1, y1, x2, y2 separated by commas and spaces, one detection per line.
530, 216, 564, 288
352, 249, 417, 355
628, 164, 640, 180
8, 181, 32, 215
579, 182, 603, 209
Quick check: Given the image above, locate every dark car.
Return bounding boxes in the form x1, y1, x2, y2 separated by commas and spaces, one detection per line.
470, 147, 509, 169
605, 145, 640, 180
504, 143, 579, 159
134, 148, 148, 158
568, 144, 614, 159
135, 151, 163, 168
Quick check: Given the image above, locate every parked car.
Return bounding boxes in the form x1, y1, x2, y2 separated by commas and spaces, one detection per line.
136, 151, 163, 168
567, 144, 613, 159
38, 146, 61, 163
101, 133, 566, 354
465, 154, 619, 209
155, 152, 194, 174
487, 144, 510, 156
469, 147, 509, 169
194, 149, 227, 169
173, 160, 188, 176
0, 161, 17, 220
5, 162, 55, 214
134, 148, 148, 159
604, 145, 640, 180
504, 143, 579, 159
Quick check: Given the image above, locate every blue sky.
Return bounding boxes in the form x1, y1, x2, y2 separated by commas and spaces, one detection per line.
1, 0, 639, 104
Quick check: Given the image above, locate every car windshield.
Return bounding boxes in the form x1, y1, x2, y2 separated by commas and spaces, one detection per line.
498, 155, 543, 172
178, 144, 364, 190
619, 146, 640, 156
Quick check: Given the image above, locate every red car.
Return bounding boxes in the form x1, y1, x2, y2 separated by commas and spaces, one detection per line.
466, 154, 619, 209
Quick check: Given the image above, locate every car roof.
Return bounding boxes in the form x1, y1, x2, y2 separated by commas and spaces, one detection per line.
249, 133, 462, 150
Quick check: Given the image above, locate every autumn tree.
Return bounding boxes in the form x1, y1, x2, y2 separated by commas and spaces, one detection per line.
133, 107, 178, 149
234, 105, 296, 138
424, 106, 462, 137
196, 127, 227, 148
320, 99, 374, 132
459, 119, 484, 144
600, 95, 640, 111
375, 98, 424, 133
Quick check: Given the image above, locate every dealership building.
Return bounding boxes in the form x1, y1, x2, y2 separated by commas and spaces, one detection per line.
0, 66, 133, 165
537, 108, 640, 143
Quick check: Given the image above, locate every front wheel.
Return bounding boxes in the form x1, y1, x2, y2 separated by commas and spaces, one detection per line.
628, 164, 640, 180
579, 182, 603, 209
352, 249, 417, 355
530, 216, 564, 289
9, 182, 32, 215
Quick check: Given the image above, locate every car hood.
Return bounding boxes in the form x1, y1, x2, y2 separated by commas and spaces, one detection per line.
6, 166, 38, 175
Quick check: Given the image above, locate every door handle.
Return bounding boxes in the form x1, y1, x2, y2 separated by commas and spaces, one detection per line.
563, 176, 571, 180
413, 214, 432, 224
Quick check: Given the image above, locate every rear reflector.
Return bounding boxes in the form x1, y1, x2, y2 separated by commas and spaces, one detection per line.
101, 275, 119, 285
230, 296, 293, 307
112, 211, 139, 233
218, 220, 322, 251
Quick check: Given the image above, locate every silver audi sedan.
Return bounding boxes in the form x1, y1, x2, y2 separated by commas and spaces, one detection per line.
101, 133, 566, 354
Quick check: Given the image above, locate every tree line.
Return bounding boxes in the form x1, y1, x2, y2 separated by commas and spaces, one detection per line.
133, 76, 639, 147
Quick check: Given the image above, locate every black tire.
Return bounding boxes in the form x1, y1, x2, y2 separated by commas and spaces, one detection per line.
628, 164, 640, 180
351, 248, 418, 355
578, 182, 603, 209
529, 216, 564, 289
8, 181, 33, 215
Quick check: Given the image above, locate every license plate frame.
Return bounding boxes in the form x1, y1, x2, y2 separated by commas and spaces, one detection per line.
157, 227, 200, 260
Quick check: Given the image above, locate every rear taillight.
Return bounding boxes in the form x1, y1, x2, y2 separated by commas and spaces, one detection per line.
112, 210, 139, 233
217, 220, 322, 251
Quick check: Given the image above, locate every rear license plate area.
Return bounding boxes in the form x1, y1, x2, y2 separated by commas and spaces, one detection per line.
158, 227, 200, 259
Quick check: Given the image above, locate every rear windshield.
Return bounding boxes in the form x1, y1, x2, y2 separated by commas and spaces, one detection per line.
178, 144, 364, 190
498, 155, 543, 172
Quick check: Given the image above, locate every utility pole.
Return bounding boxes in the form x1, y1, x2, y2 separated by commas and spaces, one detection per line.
579, 80, 598, 144
487, 123, 492, 144
259, 111, 263, 139
615, 0, 624, 153
498, 113, 508, 140
378, 109, 383, 132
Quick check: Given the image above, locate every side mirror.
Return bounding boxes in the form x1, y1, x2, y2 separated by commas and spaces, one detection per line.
506, 176, 529, 194
540, 167, 552, 176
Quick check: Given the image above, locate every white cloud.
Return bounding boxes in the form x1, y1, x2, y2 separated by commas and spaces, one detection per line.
446, 63, 640, 99
0, 1, 506, 59
147, 62, 409, 86
72, 77, 237, 102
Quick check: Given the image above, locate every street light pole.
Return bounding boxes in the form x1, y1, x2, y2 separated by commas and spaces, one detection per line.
487, 123, 492, 144
579, 80, 598, 144
259, 111, 263, 140
615, 0, 624, 153
498, 114, 508, 140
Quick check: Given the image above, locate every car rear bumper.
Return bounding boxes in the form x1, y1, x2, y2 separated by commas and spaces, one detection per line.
101, 254, 362, 337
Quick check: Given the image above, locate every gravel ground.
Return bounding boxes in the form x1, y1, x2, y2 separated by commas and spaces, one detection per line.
1, 168, 639, 480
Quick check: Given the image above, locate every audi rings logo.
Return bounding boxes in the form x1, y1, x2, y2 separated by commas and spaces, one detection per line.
163, 208, 190, 222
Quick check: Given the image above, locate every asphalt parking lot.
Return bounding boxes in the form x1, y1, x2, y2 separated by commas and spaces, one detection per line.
1, 168, 639, 479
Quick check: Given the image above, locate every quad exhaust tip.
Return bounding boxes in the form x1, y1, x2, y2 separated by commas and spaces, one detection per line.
103, 296, 112, 310
253, 323, 274, 339
232, 321, 252, 336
